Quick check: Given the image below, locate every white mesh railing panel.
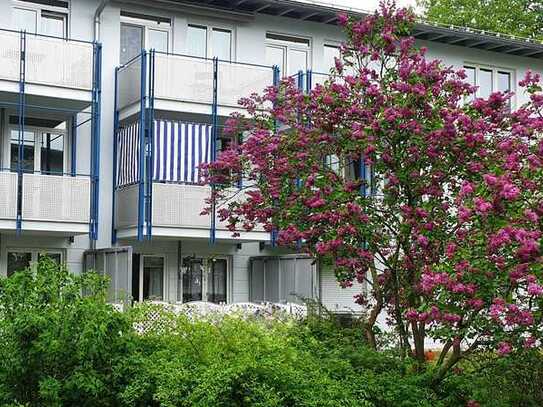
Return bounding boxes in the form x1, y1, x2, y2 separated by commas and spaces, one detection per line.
311, 72, 330, 89
22, 174, 90, 223
115, 185, 139, 228
25, 36, 93, 90
218, 62, 273, 107
118, 57, 142, 110
154, 54, 213, 104
217, 187, 265, 232
0, 31, 22, 82
152, 183, 211, 228
0, 172, 18, 220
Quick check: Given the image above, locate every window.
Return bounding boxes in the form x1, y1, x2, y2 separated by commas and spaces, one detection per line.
266, 33, 311, 76
323, 44, 340, 72
180, 257, 228, 304
13, 1, 68, 37
187, 24, 232, 60
142, 256, 164, 301
7, 251, 32, 277
120, 12, 171, 64
7, 249, 63, 277
8, 115, 67, 175
207, 259, 227, 303
464, 64, 514, 105
187, 25, 207, 58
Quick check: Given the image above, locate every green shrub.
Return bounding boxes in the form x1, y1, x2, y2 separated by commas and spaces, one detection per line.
0, 257, 136, 406
1, 258, 541, 406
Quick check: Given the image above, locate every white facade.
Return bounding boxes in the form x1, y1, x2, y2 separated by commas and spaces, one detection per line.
0, 0, 542, 311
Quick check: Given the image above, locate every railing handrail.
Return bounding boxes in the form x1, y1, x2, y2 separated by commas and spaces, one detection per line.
0, 26, 96, 45
0, 168, 91, 177
121, 49, 276, 71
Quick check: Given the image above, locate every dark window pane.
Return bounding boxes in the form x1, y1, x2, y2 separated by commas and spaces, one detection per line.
7, 252, 32, 277
120, 23, 143, 64
10, 130, 35, 172
41, 133, 64, 174
207, 259, 227, 303
132, 253, 140, 301
183, 260, 203, 302
142, 257, 164, 301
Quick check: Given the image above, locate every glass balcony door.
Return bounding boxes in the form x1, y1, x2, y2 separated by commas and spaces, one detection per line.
7, 115, 67, 175
181, 258, 228, 304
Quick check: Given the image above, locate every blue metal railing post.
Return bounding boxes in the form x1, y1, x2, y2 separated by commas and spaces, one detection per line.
145, 49, 156, 240
137, 50, 148, 241
270, 65, 280, 247
359, 157, 367, 198
71, 115, 77, 176
90, 42, 102, 241
209, 57, 219, 245
111, 66, 119, 244
305, 69, 312, 92
16, 30, 26, 235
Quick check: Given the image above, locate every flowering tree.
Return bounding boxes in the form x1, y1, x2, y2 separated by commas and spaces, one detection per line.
203, 1, 543, 380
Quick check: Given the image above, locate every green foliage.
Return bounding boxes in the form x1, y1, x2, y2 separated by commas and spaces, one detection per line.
0, 257, 136, 406
439, 350, 543, 406
419, 0, 543, 41
1, 258, 542, 406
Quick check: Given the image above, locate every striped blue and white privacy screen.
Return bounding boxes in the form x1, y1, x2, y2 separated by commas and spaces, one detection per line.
116, 120, 213, 187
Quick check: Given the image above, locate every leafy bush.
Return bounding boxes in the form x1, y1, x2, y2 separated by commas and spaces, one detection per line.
1, 258, 541, 406
0, 257, 136, 406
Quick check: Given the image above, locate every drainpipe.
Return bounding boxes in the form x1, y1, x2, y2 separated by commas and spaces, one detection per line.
93, 0, 110, 41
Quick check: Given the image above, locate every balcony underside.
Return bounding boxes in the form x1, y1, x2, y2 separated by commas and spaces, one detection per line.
0, 83, 92, 110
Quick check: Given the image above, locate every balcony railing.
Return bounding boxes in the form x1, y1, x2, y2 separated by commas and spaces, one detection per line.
115, 183, 266, 240
0, 170, 90, 233
0, 28, 95, 94
116, 51, 276, 113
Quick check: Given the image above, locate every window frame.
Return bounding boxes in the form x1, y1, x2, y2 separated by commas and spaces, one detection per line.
5, 247, 64, 276
12, 0, 69, 38
463, 63, 516, 107
178, 256, 231, 304
138, 254, 166, 302
120, 12, 172, 64
186, 21, 234, 61
5, 111, 69, 175
265, 32, 312, 77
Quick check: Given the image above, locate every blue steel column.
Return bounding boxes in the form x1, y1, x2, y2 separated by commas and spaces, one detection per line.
270, 65, 280, 247
90, 42, 102, 241
209, 57, 219, 245
111, 66, 119, 244
145, 49, 156, 240
71, 115, 77, 176
137, 50, 147, 241
16, 30, 26, 235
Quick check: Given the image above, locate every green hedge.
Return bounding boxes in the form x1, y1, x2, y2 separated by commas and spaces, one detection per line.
0, 258, 541, 406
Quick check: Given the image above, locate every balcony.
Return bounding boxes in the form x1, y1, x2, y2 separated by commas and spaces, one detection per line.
0, 170, 91, 235
116, 51, 275, 119
0, 29, 97, 109
115, 182, 268, 242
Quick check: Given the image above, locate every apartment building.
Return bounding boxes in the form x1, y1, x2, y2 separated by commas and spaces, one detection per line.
0, 0, 542, 313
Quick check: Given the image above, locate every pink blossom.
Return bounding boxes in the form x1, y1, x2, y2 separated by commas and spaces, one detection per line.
527, 283, 543, 297
497, 341, 512, 355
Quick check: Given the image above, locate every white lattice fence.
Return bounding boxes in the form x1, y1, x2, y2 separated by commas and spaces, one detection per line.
128, 301, 307, 335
